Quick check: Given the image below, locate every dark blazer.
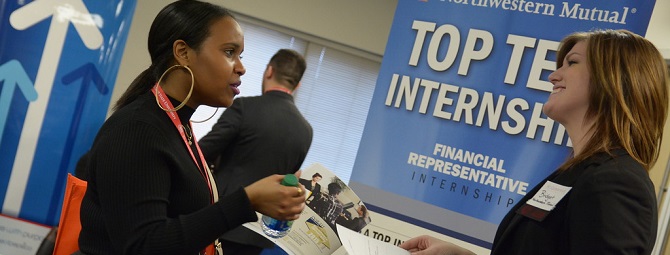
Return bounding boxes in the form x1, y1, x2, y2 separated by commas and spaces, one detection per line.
491, 150, 657, 255
198, 90, 313, 251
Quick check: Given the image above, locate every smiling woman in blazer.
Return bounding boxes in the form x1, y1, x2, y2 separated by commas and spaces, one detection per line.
400, 29, 669, 255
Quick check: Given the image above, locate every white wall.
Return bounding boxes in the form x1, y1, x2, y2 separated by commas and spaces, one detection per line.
219, 0, 397, 57
646, 0, 670, 58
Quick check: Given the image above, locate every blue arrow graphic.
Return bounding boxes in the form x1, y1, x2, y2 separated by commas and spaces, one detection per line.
47, 63, 108, 222
0, 60, 37, 146
5, 0, 104, 217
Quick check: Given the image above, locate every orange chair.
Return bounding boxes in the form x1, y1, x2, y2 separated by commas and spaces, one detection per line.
53, 173, 87, 255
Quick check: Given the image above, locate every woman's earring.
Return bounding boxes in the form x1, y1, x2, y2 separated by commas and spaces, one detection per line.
154, 65, 194, 112
191, 107, 219, 123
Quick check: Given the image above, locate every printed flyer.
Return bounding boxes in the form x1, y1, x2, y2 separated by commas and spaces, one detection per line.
245, 163, 373, 255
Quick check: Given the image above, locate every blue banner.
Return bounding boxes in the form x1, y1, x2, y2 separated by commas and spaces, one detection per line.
0, 0, 136, 226
350, 0, 656, 248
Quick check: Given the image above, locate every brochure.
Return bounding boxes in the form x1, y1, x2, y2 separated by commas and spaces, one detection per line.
244, 163, 392, 255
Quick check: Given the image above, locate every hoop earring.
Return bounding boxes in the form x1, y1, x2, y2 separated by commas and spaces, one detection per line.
155, 65, 194, 112
191, 107, 219, 123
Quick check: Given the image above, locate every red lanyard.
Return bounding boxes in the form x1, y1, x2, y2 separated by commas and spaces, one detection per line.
151, 85, 214, 204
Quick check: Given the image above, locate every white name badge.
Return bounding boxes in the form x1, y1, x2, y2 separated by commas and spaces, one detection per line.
526, 181, 572, 211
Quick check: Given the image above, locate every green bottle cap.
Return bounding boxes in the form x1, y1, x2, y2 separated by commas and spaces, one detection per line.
281, 174, 299, 187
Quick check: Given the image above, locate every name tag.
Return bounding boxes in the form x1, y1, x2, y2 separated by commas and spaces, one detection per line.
517, 181, 571, 221
527, 181, 571, 211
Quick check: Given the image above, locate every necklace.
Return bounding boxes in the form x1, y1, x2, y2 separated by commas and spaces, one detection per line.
182, 124, 193, 145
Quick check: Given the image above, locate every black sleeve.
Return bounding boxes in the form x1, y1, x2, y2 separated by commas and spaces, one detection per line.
567, 162, 656, 255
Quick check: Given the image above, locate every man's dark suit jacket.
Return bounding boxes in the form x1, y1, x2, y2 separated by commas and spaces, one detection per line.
491, 150, 657, 255
199, 90, 313, 252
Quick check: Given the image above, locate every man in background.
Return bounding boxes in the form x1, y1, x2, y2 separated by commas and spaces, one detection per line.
199, 48, 313, 254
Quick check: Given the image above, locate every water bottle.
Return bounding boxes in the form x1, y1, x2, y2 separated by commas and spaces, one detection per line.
261, 174, 299, 238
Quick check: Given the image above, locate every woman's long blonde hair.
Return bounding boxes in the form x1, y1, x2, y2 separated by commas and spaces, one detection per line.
556, 29, 669, 171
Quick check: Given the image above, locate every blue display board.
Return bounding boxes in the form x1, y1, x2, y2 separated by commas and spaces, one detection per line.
0, 0, 136, 226
350, 0, 656, 248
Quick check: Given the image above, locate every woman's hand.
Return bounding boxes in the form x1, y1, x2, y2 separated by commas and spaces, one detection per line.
244, 174, 306, 220
399, 235, 476, 255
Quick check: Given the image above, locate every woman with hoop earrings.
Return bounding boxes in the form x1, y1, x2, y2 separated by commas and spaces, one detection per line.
75, 1, 306, 254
